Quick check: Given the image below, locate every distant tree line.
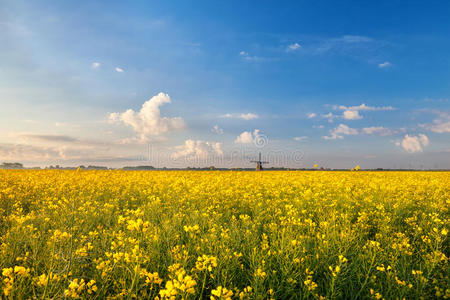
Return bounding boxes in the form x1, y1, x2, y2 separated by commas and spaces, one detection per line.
0, 162, 447, 171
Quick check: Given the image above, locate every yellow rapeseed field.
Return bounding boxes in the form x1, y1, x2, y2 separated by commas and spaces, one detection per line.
0, 170, 448, 299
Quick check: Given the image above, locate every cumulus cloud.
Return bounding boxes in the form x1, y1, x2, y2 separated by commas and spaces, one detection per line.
109, 92, 186, 142
211, 125, 224, 135
343, 110, 362, 120
92, 62, 100, 69
307, 113, 317, 119
235, 129, 264, 144
323, 124, 358, 140
220, 113, 259, 120
115, 67, 124, 72
172, 140, 223, 159
288, 43, 301, 51
378, 61, 391, 68
398, 134, 429, 153
235, 131, 254, 144
361, 126, 392, 136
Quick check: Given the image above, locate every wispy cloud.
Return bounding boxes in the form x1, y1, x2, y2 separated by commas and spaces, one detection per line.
239, 51, 261, 61
331, 103, 395, 120
427, 122, 450, 133
20, 134, 79, 143
419, 110, 450, 133
334, 103, 395, 111
92, 62, 100, 69
361, 126, 393, 136
220, 113, 259, 120
323, 124, 395, 139
115, 67, 124, 73
335, 35, 373, 43
322, 112, 337, 123
287, 42, 301, 51
323, 124, 358, 140
378, 61, 391, 68
211, 125, 224, 135
307, 113, 317, 119
293, 136, 308, 141
313, 35, 375, 56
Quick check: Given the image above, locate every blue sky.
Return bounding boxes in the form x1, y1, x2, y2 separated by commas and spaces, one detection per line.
1, 0, 449, 168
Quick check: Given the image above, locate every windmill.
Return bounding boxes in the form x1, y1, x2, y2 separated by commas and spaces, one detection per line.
251, 152, 269, 171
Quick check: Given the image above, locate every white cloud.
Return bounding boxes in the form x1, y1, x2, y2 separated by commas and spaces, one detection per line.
322, 112, 337, 123
288, 43, 301, 51
172, 140, 223, 159
323, 124, 358, 140
293, 136, 308, 141
334, 103, 394, 111
418, 134, 429, 146
361, 126, 392, 136
235, 131, 254, 144
235, 129, 263, 144
115, 67, 124, 73
313, 35, 374, 55
428, 121, 450, 133
399, 134, 429, 153
220, 113, 259, 120
333, 103, 394, 120
211, 125, 224, 135
92, 62, 100, 69
239, 113, 259, 120
307, 113, 317, 119
419, 111, 450, 133
378, 61, 391, 68
337, 35, 372, 43
238, 51, 260, 61
109, 92, 186, 142
343, 110, 362, 120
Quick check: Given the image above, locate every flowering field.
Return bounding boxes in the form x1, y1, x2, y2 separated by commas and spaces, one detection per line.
0, 170, 448, 299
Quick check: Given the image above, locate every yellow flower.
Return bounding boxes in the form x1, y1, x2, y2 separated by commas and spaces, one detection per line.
211, 286, 233, 300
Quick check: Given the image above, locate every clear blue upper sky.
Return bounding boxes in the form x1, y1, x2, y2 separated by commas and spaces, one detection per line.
0, 0, 449, 168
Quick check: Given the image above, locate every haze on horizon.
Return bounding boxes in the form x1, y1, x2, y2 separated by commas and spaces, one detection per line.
0, 1, 449, 169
